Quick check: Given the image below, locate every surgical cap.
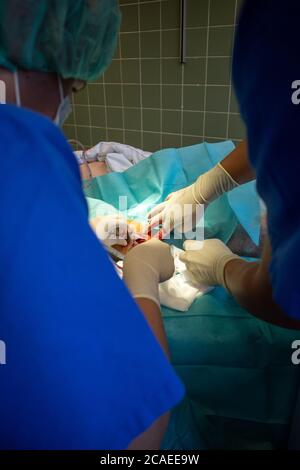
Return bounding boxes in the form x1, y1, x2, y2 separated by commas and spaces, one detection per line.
0, 0, 121, 81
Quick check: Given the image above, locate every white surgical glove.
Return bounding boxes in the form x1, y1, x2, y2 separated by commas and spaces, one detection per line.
148, 163, 238, 237
179, 239, 240, 288
90, 215, 133, 247
123, 239, 174, 308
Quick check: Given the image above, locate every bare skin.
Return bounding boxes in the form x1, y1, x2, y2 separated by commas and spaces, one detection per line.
0, 68, 74, 119
220, 141, 300, 330
80, 160, 108, 179
0, 68, 171, 448
221, 140, 255, 184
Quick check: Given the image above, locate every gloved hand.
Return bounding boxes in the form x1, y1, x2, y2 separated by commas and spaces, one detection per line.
148, 163, 238, 238
123, 239, 174, 308
179, 239, 240, 288
148, 184, 204, 238
90, 214, 133, 247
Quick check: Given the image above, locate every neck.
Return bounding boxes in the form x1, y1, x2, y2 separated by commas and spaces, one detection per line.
0, 68, 73, 120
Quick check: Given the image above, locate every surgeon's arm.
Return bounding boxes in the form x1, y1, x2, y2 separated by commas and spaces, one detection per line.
123, 240, 175, 449
180, 235, 300, 330
148, 140, 255, 236
220, 140, 255, 185
224, 235, 300, 329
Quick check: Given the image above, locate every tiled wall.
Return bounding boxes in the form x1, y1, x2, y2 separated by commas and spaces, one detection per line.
63, 0, 246, 152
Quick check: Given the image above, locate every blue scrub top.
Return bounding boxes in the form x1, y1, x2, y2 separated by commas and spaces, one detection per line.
0, 105, 184, 449
233, 0, 300, 320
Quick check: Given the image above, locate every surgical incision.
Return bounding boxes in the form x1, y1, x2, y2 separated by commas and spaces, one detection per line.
90, 216, 150, 255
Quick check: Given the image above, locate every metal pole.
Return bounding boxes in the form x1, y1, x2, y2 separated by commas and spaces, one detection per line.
180, 0, 187, 64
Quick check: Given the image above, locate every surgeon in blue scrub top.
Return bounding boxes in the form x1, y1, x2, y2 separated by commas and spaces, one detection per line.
0, 0, 184, 450
149, 0, 300, 330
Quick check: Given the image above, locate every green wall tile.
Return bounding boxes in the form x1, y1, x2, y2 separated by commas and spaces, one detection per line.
64, 110, 75, 126
90, 106, 106, 128
205, 112, 227, 138
104, 60, 121, 83
209, 0, 236, 26
162, 85, 181, 110
187, 0, 209, 27
63, 125, 76, 141
106, 84, 122, 107
230, 89, 240, 113
162, 59, 182, 84
120, 5, 138, 32
76, 126, 91, 147
184, 58, 206, 85
125, 130, 142, 148
90, 74, 103, 85
121, 33, 140, 58
162, 110, 181, 134
143, 109, 161, 132
205, 137, 225, 143
140, 2, 160, 31
122, 60, 140, 83
183, 111, 204, 135
74, 87, 89, 105
207, 57, 231, 85
124, 108, 141, 130
186, 28, 207, 57
141, 59, 160, 84
91, 127, 107, 145
142, 85, 161, 108
162, 133, 181, 148
228, 114, 246, 140
182, 135, 203, 146
208, 26, 234, 56
113, 40, 120, 60
71, 0, 243, 153
162, 0, 180, 29
75, 105, 90, 126
162, 30, 180, 58
88, 84, 104, 106
123, 85, 141, 107
183, 85, 205, 111
206, 85, 229, 112
141, 31, 160, 58
107, 107, 123, 129
108, 128, 124, 142
143, 132, 161, 152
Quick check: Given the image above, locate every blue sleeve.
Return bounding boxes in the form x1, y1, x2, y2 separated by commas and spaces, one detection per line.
0, 107, 184, 449
232, 0, 300, 320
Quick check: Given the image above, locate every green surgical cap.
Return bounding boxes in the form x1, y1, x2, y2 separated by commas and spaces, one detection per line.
0, 0, 121, 81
